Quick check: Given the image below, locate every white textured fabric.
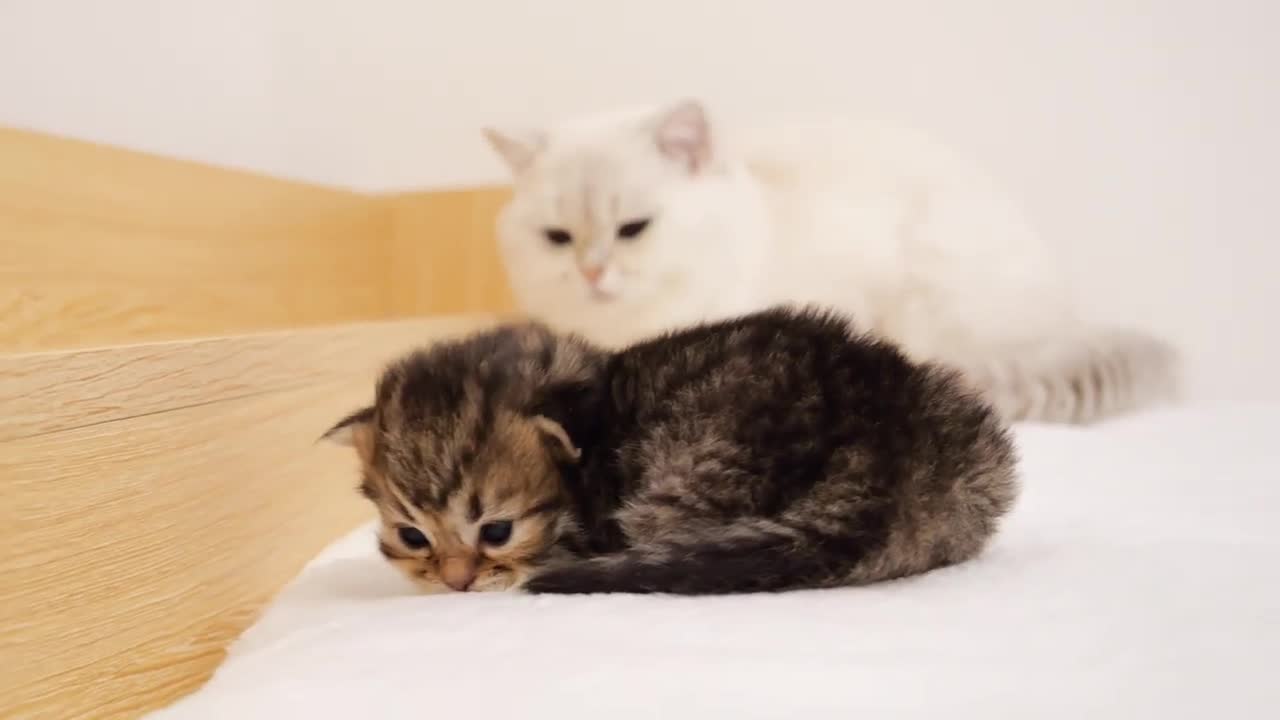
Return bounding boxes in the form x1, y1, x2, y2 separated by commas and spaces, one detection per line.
149, 406, 1280, 719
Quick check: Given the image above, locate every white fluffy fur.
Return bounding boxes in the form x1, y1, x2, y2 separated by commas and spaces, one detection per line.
484, 100, 1177, 423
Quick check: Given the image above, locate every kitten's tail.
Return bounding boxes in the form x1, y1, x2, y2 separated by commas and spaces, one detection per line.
523, 522, 834, 595
523, 513, 980, 596
967, 328, 1180, 424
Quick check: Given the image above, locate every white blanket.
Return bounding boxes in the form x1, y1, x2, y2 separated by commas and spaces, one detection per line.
150, 406, 1280, 718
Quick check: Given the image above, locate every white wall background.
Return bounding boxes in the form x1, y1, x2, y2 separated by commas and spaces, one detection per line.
3, 0, 1277, 403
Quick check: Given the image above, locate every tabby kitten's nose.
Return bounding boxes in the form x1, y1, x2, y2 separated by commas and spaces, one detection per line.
441, 557, 476, 591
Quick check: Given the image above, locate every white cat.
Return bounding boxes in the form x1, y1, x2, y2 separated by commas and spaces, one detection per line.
483, 100, 1177, 423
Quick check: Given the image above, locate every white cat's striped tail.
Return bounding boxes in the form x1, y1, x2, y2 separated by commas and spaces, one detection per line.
966, 329, 1180, 425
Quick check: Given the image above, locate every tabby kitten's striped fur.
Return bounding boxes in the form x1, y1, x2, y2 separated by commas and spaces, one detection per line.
324, 307, 1019, 595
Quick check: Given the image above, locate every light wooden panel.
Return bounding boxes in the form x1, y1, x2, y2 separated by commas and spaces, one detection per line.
0, 127, 394, 351
1, 317, 477, 442
0, 127, 520, 353
0, 316, 493, 720
385, 188, 517, 315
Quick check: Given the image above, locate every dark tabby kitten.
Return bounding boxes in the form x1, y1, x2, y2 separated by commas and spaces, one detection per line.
324, 307, 1019, 595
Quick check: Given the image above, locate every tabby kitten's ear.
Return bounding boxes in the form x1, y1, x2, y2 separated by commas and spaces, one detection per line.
321, 406, 376, 465
650, 98, 712, 173
528, 379, 599, 460
482, 127, 546, 175
532, 415, 581, 463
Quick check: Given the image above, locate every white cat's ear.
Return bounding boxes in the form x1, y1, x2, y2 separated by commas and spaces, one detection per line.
651, 99, 713, 173
482, 127, 545, 175
321, 406, 376, 465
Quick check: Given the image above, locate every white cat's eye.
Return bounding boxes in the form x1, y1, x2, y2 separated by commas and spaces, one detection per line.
617, 219, 651, 240
543, 228, 573, 246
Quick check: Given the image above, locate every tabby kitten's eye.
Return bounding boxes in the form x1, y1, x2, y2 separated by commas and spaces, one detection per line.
397, 526, 430, 550
543, 228, 572, 246
617, 219, 650, 240
479, 520, 513, 546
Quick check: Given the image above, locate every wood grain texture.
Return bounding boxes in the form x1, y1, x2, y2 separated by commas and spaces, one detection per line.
0, 316, 484, 442
0, 127, 520, 352
0, 126, 395, 351
0, 128, 520, 717
0, 316, 494, 720
384, 188, 517, 315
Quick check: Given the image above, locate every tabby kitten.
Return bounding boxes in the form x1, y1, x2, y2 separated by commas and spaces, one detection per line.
324, 307, 1019, 595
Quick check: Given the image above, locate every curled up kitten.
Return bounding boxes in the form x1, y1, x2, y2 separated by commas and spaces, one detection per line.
323, 307, 1020, 595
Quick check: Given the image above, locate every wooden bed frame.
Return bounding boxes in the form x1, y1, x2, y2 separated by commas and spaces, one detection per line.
0, 128, 513, 718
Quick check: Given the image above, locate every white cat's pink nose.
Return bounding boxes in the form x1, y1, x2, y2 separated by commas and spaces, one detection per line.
580, 265, 604, 286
